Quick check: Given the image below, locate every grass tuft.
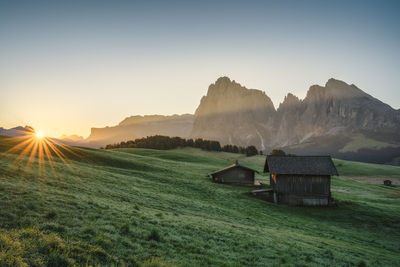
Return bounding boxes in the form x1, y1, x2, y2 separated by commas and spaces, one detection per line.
147, 229, 161, 242
45, 210, 57, 220
120, 222, 131, 235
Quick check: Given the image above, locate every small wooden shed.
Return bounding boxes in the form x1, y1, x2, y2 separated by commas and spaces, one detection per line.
384, 180, 392, 186
211, 160, 258, 185
264, 156, 338, 206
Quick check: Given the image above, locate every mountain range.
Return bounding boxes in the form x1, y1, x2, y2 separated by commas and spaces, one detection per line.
191, 77, 400, 164
2, 77, 400, 165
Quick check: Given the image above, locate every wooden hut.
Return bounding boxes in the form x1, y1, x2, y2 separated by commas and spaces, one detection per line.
264, 156, 338, 206
384, 180, 392, 186
211, 160, 258, 185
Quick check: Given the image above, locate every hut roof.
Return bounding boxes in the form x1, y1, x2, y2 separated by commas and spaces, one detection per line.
211, 161, 259, 177
264, 156, 338, 176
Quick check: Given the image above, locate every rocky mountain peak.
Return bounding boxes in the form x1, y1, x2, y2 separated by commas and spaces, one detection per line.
325, 78, 348, 88
326, 78, 369, 99
304, 84, 327, 102
206, 76, 245, 97
214, 76, 234, 87
198, 77, 275, 116
191, 77, 277, 148
305, 78, 369, 102
278, 93, 301, 110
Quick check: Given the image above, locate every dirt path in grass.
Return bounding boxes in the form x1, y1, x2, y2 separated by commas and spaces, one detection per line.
344, 176, 400, 185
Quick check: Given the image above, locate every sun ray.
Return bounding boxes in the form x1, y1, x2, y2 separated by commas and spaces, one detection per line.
42, 139, 57, 178
47, 137, 84, 159
6, 135, 35, 154
25, 138, 39, 171
12, 137, 36, 164
44, 140, 71, 166
3, 131, 84, 185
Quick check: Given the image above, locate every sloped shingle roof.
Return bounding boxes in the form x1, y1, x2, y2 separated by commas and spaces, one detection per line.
211, 162, 259, 177
264, 156, 338, 176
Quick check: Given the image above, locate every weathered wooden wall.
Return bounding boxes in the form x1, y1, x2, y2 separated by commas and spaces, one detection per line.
270, 174, 331, 206
215, 168, 254, 185
275, 174, 330, 195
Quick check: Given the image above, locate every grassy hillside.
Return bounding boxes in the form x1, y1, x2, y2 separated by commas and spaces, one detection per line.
333, 157, 400, 178
339, 133, 399, 153
0, 135, 399, 266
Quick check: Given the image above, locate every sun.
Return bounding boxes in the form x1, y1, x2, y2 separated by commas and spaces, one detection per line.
36, 130, 45, 139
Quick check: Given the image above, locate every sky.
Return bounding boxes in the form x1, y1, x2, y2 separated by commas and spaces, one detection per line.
1, 0, 399, 138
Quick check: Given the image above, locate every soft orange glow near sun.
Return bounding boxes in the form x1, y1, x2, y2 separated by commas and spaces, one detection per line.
4, 127, 82, 181
36, 130, 45, 139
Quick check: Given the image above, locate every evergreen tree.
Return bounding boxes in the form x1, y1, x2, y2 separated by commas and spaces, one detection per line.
246, 146, 258, 157
269, 149, 286, 156
104, 135, 259, 156
186, 139, 194, 147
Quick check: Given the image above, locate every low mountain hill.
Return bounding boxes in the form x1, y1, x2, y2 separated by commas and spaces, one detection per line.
84, 114, 194, 147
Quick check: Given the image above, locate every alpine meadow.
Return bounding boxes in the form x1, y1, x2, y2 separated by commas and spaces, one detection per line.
1, 1, 400, 266
1, 135, 399, 266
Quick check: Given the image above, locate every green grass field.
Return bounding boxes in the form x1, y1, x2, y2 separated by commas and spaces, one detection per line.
0, 135, 399, 266
339, 133, 399, 153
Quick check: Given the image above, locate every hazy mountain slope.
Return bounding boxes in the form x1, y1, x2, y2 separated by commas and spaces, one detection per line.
0, 126, 34, 137
85, 114, 194, 147
276, 79, 400, 163
273, 93, 304, 146
191, 77, 275, 150
283, 78, 400, 144
59, 134, 84, 142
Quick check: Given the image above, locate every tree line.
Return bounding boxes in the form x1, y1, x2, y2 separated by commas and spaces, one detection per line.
269, 149, 295, 156
103, 135, 261, 156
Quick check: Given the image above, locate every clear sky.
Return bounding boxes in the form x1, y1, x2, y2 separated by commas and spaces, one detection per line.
1, 0, 399, 138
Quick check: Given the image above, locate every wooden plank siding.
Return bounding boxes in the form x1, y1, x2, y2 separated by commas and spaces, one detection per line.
214, 168, 255, 185
271, 174, 330, 195
270, 174, 331, 206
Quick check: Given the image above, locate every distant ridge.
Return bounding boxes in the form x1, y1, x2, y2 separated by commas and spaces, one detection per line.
0, 126, 34, 137
26, 76, 400, 165
85, 114, 194, 147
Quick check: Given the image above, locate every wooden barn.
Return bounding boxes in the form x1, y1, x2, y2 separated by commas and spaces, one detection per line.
211, 160, 258, 185
264, 156, 338, 206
